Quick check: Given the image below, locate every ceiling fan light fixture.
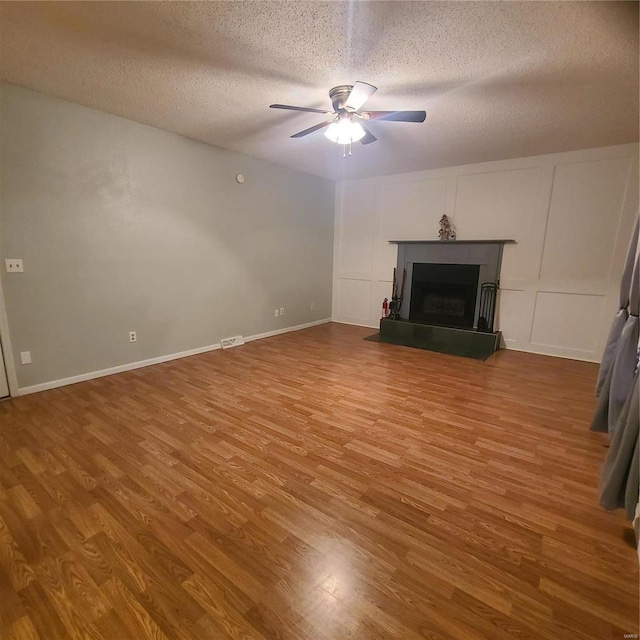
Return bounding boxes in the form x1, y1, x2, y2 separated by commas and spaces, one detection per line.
272, 81, 425, 148
324, 119, 366, 144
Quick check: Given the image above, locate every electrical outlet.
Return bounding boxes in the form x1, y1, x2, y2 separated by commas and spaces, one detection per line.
5, 259, 23, 273
129, 331, 137, 343
310, 302, 315, 310
280, 307, 285, 316
274, 309, 279, 317
20, 351, 31, 365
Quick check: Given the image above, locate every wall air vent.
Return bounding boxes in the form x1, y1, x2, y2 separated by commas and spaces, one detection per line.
220, 335, 245, 349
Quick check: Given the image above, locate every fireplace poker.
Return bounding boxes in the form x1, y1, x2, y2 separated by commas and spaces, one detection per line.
393, 267, 406, 318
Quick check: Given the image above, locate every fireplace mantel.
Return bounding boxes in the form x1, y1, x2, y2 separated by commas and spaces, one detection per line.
389, 239, 516, 245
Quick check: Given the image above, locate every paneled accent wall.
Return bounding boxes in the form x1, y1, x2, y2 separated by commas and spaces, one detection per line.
332, 144, 639, 362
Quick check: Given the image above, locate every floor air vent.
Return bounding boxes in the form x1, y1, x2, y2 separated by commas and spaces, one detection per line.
220, 335, 245, 349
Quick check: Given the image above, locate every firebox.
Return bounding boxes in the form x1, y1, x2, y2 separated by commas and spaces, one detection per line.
409, 263, 480, 328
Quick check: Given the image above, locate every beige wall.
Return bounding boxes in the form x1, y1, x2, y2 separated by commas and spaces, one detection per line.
333, 143, 639, 362
0, 83, 335, 391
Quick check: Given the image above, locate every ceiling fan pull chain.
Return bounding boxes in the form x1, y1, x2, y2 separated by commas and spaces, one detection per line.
343, 144, 347, 159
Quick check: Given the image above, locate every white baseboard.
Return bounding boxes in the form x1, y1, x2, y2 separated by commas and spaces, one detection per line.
16, 318, 331, 396
245, 318, 331, 343
16, 343, 223, 396
501, 344, 600, 364
331, 318, 378, 329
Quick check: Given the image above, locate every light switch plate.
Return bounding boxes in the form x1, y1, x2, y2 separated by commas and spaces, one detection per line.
5, 259, 23, 273
20, 351, 31, 365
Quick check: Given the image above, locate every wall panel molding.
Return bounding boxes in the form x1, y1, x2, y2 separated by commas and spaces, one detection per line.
332, 144, 639, 362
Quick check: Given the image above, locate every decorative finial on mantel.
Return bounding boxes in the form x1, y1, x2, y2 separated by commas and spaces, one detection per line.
438, 215, 456, 241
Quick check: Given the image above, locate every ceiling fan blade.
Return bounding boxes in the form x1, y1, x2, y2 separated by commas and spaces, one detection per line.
270, 104, 330, 114
345, 82, 377, 111
290, 121, 330, 138
365, 110, 426, 122
360, 128, 377, 145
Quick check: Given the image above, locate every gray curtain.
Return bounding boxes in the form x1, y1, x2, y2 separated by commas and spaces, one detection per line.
607, 256, 639, 429
591, 214, 639, 433
600, 371, 639, 520
595, 216, 638, 397
594, 211, 640, 521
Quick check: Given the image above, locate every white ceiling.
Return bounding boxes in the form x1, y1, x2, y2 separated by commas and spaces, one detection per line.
1, 1, 638, 181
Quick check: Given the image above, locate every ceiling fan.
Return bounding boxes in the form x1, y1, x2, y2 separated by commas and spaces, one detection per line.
270, 82, 426, 152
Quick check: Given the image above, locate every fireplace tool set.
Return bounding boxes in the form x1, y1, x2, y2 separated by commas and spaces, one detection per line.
385, 267, 406, 319
476, 282, 498, 332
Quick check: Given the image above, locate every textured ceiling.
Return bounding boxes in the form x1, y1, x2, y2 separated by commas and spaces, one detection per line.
1, 1, 638, 181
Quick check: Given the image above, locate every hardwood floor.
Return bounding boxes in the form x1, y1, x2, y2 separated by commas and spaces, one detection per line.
0, 322, 637, 640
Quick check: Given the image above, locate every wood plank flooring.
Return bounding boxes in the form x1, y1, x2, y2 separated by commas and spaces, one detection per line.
0, 322, 637, 639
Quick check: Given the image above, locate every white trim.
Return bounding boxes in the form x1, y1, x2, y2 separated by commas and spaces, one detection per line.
0, 275, 19, 397
502, 344, 599, 363
334, 143, 639, 190
17, 343, 222, 396
244, 318, 331, 343
16, 318, 332, 396
331, 318, 378, 329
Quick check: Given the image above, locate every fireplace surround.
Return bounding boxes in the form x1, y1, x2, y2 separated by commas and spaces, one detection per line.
379, 239, 515, 359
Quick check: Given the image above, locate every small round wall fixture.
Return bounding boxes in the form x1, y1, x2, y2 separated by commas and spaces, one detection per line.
235, 173, 245, 184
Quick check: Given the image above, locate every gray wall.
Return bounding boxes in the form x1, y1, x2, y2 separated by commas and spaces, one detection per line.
0, 83, 335, 389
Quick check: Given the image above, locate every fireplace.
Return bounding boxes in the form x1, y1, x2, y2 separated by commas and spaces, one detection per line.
389, 238, 515, 329
409, 263, 479, 328
381, 239, 515, 358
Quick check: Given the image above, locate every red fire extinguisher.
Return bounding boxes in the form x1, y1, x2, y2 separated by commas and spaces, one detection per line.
382, 298, 389, 318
